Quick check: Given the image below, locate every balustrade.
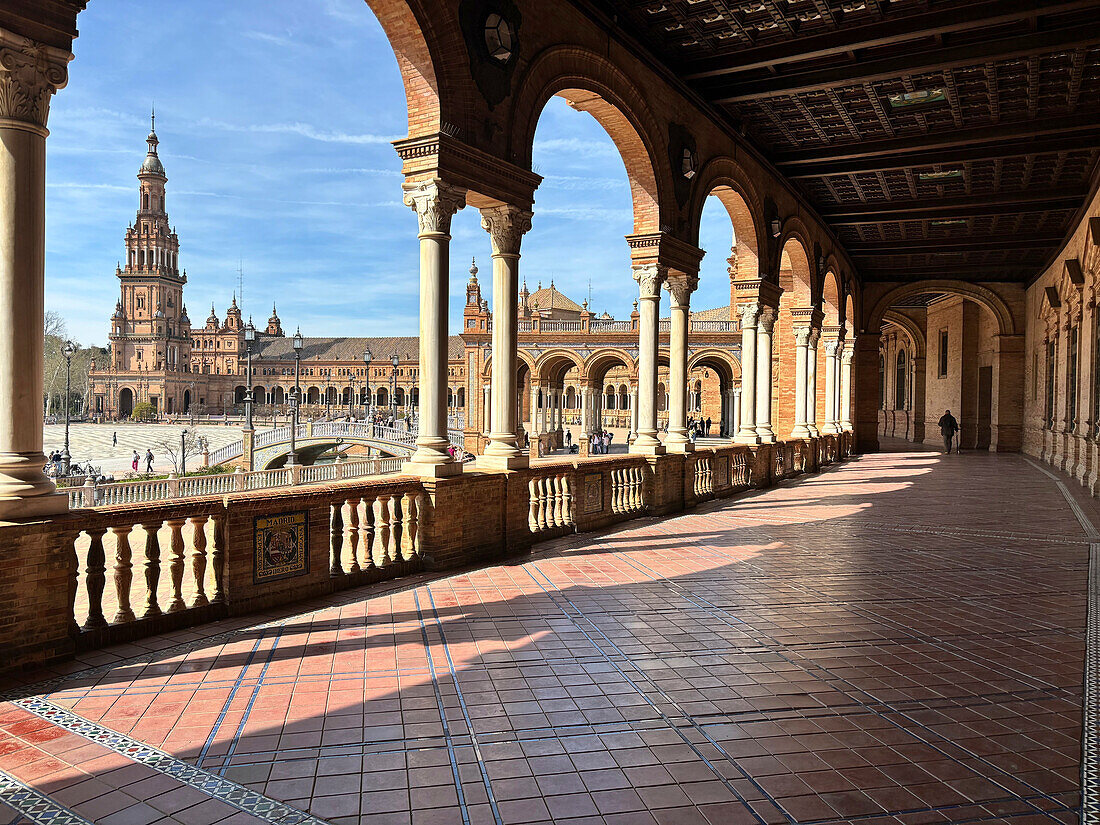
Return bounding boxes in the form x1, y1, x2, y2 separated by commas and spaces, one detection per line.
528, 473, 575, 534
611, 466, 646, 515
71, 504, 225, 637
693, 455, 714, 499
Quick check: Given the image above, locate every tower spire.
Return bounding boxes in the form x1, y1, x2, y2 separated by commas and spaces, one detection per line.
150, 103, 155, 134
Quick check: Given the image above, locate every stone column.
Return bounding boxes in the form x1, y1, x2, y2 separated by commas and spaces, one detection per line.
840, 341, 854, 431
482, 384, 491, 435
755, 307, 777, 443
821, 339, 840, 435
629, 384, 639, 442
737, 304, 760, 444
529, 384, 539, 435
402, 179, 465, 476
791, 327, 811, 438
806, 328, 820, 437
631, 263, 666, 454
0, 33, 71, 519
664, 276, 697, 453
579, 385, 591, 435
479, 205, 531, 469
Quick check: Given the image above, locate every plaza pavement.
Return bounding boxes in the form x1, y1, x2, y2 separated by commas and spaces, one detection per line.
0, 441, 1087, 824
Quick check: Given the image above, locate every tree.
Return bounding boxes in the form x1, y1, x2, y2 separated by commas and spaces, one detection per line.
130, 401, 157, 422
43, 312, 103, 419
153, 429, 204, 474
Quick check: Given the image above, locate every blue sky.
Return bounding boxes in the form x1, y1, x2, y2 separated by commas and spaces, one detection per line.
47, 0, 735, 346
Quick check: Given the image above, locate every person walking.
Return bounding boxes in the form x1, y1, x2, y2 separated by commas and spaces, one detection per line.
705, 417, 712, 437
565, 429, 572, 449
112, 431, 117, 446
131, 450, 139, 473
145, 448, 154, 473
938, 410, 960, 454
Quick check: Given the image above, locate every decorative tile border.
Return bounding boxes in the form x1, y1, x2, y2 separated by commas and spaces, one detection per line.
0, 772, 92, 825
1084, 542, 1100, 825
12, 697, 329, 825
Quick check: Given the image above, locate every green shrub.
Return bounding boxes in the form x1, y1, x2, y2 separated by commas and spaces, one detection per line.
130, 401, 157, 421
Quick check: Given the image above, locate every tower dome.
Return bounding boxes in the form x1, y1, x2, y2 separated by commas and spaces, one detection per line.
139, 110, 165, 177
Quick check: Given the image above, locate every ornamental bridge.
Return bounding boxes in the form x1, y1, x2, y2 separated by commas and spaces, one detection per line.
206, 421, 466, 470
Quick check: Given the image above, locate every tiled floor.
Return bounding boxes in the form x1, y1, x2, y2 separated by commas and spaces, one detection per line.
0, 443, 1090, 824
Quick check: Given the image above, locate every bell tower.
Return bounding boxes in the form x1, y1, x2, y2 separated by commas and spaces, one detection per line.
111, 112, 191, 374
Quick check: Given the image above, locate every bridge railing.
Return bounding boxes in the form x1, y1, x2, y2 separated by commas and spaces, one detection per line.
66, 456, 409, 508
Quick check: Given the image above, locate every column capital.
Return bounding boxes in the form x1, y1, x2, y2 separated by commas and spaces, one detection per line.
738, 302, 761, 329
480, 204, 532, 256
0, 29, 71, 132
824, 339, 841, 357
757, 306, 777, 334
663, 274, 698, 309
841, 339, 856, 362
632, 263, 668, 300
808, 326, 821, 348
402, 178, 466, 237
794, 327, 812, 347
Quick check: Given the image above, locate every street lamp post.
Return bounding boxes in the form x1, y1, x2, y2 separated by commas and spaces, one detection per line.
61, 341, 75, 476
188, 380, 195, 426
348, 375, 356, 418
391, 348, 399, 422
180, 428, 188, 475
287, 329, 303, 465
363, 348, 372, 421
244, 318, 255, 431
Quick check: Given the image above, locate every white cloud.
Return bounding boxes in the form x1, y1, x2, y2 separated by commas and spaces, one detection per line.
195, 116, 397, 145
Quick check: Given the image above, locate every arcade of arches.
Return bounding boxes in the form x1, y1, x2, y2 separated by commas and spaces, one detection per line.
2, 1, 1100, 821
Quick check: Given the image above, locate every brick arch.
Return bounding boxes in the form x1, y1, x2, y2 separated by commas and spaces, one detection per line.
774, 218, 815, 303
867, 281, 1017, 336
821, 271, 842, 327
844, 289, 858, 337
364, 0, 462, 139
482, 348, 536, 378
687, 349, 741, 382
882, 310, 926, 359
533, 350, 585, 383
688, 158, 767, 281
509, 47, 670, 234
583, 348, 635, 384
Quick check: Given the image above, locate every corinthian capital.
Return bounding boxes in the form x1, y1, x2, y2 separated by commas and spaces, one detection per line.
841, 340, 856, 363
0, 30, 71, 130
757, 306, 777, 334
738, 303, 760, 329
794, 327, 812, 348
632, 263, 667, 300
402, 179, 467, 236
480, 204, 533, 256
808, 327, 821, 348
824, 340, 840, 357
663, 275, 698, 309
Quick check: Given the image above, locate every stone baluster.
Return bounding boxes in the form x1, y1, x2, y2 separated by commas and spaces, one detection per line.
360, 495, 376, 567
345, 497, 361, 574
141, 521, 163, 618
83, 527, 108, 630
375, 495, 392, 565
528, 479, 540, 532
330, 503, 344, 577
166, 519, 186, 613
111, 525, 136, 623
189, 516, 209, 607
401, 493, 419, 560
211, 512, 226, 603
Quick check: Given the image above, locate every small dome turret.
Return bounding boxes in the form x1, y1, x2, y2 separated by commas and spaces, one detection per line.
139, 110, 165, 177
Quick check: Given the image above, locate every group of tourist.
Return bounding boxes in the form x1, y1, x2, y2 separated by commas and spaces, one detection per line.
688, 416, 713, 440
589, 429, 615, 454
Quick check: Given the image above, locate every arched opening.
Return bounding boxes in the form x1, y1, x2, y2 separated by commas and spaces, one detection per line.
119, 388, 134, 418
695, 184, 761, 315
234, 385, 247, 404
863, 282, 1021, 452
775, 236, 813, 438
182, 389, 191, 413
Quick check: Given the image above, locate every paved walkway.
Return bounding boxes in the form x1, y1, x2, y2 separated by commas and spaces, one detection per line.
0, 445, 1089, 824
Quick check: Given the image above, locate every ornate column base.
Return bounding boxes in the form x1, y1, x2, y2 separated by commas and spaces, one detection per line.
735, 430, 761, 446
790, 424, 811, 439
0, 452, 67, 520
629, 437, 666, 456
755, 427, 777, 444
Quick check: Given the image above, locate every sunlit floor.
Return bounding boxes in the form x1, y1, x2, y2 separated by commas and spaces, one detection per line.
0, 443, 1089, 824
